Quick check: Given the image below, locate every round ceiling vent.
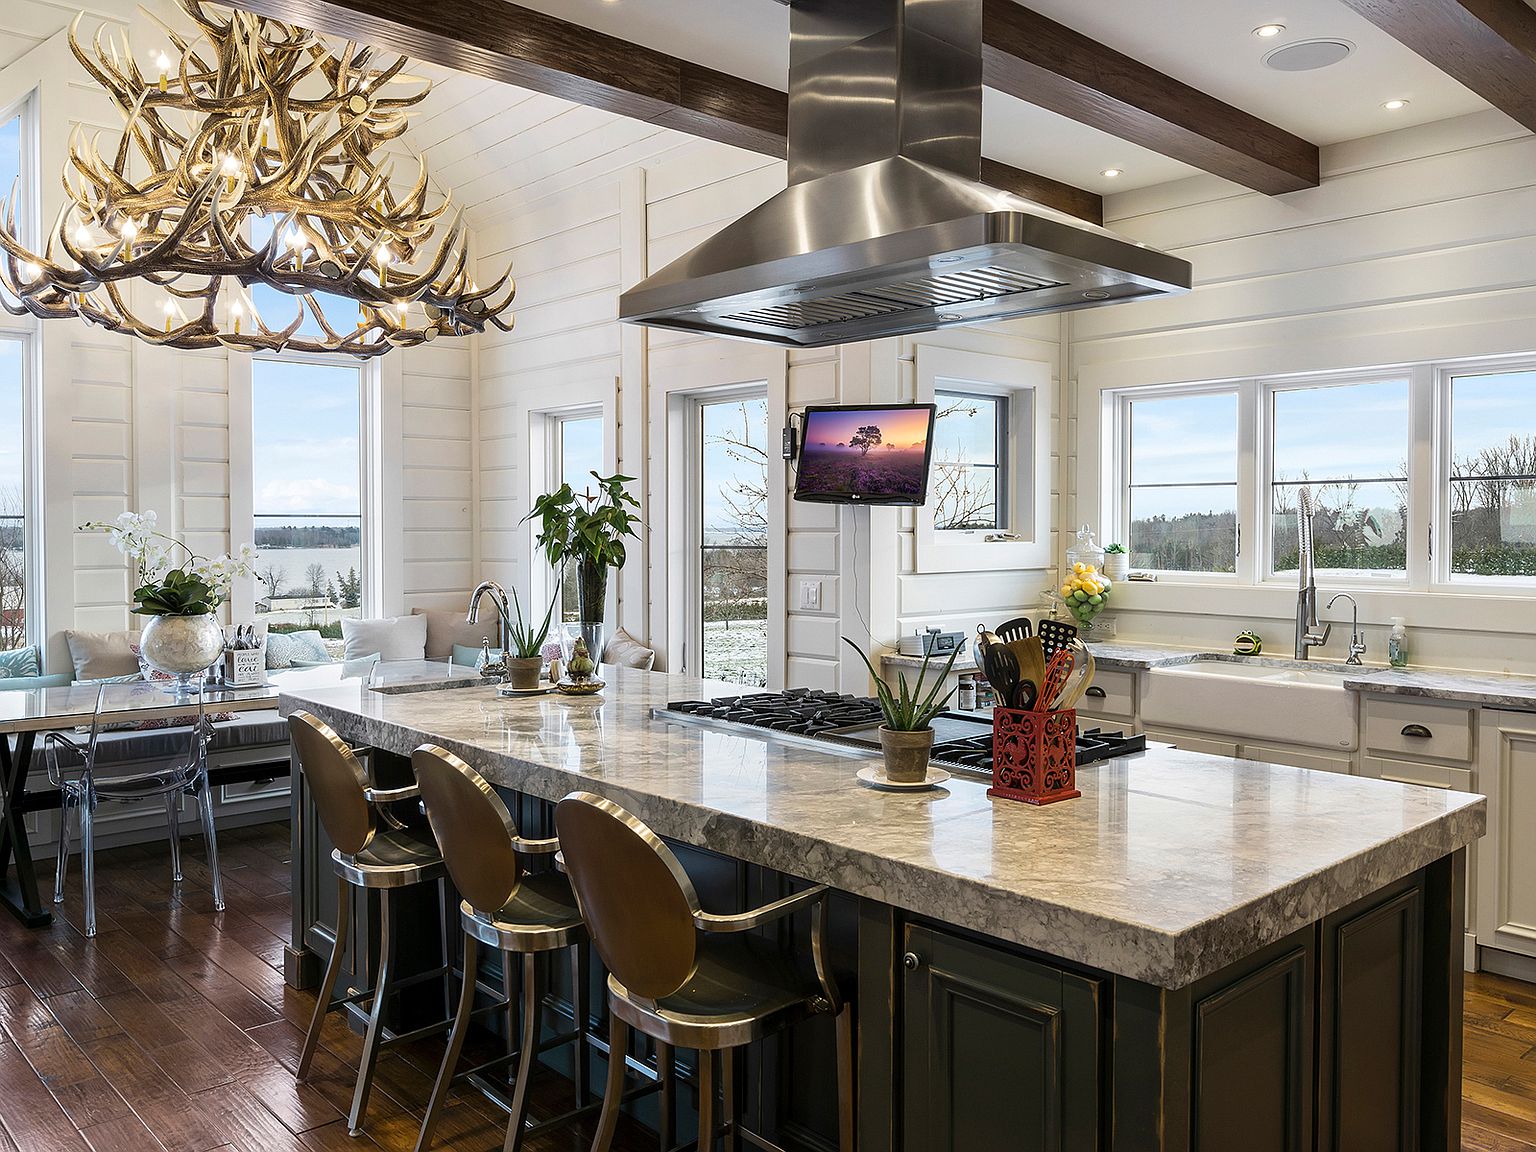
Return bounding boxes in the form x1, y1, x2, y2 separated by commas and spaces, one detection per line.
1263, 38, 1355, 71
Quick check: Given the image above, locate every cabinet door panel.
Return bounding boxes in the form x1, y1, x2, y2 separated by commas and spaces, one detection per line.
1479, 711, 1536, 959
903, 924, 1100, 1152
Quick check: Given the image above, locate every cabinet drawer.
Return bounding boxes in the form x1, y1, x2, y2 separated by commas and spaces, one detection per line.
1362, 696, 1475, 763
1080, 669, 1136, 720
1241, 741, 1354, 775
1361, 755, 1473, 793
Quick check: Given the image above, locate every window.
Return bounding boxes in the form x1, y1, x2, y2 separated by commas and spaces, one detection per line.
932, 390, 1006, 531
699, 395, 768, 686
552, 411, 603, 620
0, 336, 28, 650
250, 359, 365, 634
1123, 390, 1238, 573
1447, 370, 1536, 581
1269, 378, 1409, 577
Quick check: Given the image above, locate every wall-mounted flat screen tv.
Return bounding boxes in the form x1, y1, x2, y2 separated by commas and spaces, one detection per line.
793, 404, 937, 505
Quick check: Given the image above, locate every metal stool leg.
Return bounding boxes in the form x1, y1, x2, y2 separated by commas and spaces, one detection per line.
590, 1014, 629, 1152
415, 932, 478, 1152
54, 788, 73, 905
570, 942, 589, 1106
835, 1003, 856, 1152
696, 1048, 716, 1152
657, 1042, 675, 1152
298, 875, 350, 1080
195, 778, 225, 911
349, 885, 397, 1135
503, 951, 541, 1152
720, 1047, 736, 1152
80, 788, 96, 938
165, 793, 183, 882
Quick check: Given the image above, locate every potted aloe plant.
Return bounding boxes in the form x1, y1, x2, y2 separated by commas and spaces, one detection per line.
500, 587, 560, 690
845, 638, 961, 783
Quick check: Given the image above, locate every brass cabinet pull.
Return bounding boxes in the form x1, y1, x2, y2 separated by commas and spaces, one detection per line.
1400, 723, 1432, 739
903, 951, 922, 972
1085, 686, 1107, 699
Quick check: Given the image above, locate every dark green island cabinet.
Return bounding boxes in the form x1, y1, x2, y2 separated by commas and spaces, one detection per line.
859, 856, 1460, 1152
278, 671, 1482, 1152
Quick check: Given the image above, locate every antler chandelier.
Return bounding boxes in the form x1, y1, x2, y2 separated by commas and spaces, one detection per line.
0, 0, 514, 357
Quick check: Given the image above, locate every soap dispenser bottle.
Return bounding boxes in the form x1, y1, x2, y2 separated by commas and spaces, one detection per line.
1388, 617, 1409, 668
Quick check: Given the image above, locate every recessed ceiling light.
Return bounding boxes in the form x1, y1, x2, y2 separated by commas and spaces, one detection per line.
1262, 38, 1355, 72
1101, 168, 1123, 179
1253, 23, 1285, 38
1382, 98, 1410, 111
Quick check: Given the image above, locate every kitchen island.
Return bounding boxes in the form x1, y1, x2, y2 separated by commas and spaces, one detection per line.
280, 667, 1484, 1152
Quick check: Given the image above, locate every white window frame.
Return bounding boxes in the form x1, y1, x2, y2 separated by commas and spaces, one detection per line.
530, 404, 605, 616
915, 345, 1052, 573
1107, 379, 1251, 584
931, 386, 1009, 532
1258, 368, 1419, 588
686, 385, 769, 685
233, 351, 380, 620
0, 331, 41, 650
1104, 353, 1536, 600
1433, 357, 1536, 595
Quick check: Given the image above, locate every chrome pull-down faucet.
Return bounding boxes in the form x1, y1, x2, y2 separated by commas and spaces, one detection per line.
466, 580, 510, 652
1326, 592, 1366, 665
1295, 488, 1332, 660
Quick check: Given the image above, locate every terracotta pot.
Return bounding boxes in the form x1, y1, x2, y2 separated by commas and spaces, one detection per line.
505, 656, 544, 691
879, 726, 935, 784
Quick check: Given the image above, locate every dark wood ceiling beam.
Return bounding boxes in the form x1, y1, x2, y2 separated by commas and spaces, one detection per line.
1333, 0, 1536, 132
981, 0, 1320, 194
227, 0, 1103, 223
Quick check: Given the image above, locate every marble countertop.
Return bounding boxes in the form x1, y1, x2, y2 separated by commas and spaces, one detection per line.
1344, 669, 1536, 710
280, 667, 1483, 989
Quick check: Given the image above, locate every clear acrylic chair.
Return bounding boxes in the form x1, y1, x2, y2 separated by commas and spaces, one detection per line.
45, 681, 225, 937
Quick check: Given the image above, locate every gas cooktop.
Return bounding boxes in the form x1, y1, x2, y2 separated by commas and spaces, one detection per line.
660, 689, 1146, 778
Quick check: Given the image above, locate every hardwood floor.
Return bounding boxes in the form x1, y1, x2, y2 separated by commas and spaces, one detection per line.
0, 820, 1533, 1150
0, 821, 652, 1152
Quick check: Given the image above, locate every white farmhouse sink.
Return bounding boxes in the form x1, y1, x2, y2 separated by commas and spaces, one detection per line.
1141, 659, 1367, 751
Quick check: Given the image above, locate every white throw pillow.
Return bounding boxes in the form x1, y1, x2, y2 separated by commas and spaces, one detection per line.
341, 614, 427, 662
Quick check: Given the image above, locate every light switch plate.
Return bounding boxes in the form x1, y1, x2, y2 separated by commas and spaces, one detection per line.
799, 580, 821, 611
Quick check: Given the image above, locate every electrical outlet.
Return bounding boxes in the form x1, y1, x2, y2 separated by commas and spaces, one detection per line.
1094, 614, 1118, 637
798, 580, 821, 611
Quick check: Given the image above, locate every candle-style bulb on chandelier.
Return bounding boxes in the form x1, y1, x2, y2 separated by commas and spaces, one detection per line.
0, 0, 515, 357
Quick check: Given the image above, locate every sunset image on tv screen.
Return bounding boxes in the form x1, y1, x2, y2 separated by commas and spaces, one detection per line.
795, 406, 935, 503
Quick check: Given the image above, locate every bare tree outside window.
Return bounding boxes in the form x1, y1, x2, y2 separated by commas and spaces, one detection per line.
0, 488, 25, 651
701, 397, 769, 686
304, 563, 327, 599
931, 392, 1003, 531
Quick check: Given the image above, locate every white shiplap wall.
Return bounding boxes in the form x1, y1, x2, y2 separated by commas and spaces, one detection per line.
1071, 109, 1536, 673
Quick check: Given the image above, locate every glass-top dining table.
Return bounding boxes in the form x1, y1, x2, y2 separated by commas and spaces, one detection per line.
0, 659, 482, 927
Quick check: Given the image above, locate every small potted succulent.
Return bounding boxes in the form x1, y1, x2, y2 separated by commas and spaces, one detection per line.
500, 586, 559, 690
1103, 542, 1129, 581
845, 638, 961, 783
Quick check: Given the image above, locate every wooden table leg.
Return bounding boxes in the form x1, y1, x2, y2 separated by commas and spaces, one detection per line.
0, 731, 52, 927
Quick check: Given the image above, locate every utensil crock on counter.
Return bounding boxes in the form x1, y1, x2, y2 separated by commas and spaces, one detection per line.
879, 726, 935, 783
504, 656, 543, 691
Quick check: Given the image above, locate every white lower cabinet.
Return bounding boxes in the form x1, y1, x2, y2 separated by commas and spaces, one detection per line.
1476, 709, 1536, 962
1142, 727, 1238, 759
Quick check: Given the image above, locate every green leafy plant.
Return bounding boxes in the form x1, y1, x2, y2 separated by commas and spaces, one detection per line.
844, 638, 960, 732
525, 472, 642, 571
501, 586, 560, 659
1104, 542, 1127, 554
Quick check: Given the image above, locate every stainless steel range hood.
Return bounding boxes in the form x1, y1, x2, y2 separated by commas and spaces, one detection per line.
618, 0, 1192, 348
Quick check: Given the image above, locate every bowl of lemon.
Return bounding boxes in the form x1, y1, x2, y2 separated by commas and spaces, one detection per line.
1060, 562, 1111, 629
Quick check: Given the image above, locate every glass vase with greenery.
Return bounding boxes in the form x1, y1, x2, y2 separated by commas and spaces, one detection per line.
524, 472, 641, 625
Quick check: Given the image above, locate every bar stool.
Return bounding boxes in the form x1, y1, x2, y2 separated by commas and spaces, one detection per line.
554, 791, 855, 1152
287, 711, 452, 1136
410, 743, 591, 1152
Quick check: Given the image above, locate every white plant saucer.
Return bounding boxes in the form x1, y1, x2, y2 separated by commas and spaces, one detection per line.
856, 765, 951, 792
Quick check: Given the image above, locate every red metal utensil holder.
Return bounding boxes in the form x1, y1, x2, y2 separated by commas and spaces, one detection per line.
989, 706, 1081, 805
